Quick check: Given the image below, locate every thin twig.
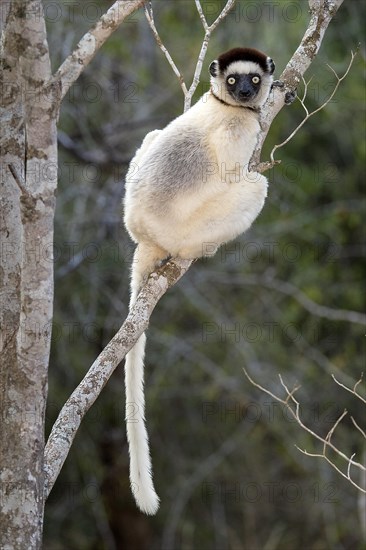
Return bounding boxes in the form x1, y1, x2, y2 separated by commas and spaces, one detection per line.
270, 51, 357, 163
279, 374, 301, 405
244, 369, 354, 463
295, 446, 366, 493
300, 74, 312, 109
251, 0, 345, 172
194, 0, 208, 31
332, 373, 366, 404
354, 373, 364, 394
323, 409, 348, 454
351, 417, 366, 440
347, 452, 356, 480
184, 31, 210, 111
209, 0, 236, 31
144, 2, 188, 96
145, 0, 235, 111
183, 0, 236, 111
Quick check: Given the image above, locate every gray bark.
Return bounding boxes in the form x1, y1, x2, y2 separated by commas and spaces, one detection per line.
0, 0, 146, 547
0, 1, 57, 547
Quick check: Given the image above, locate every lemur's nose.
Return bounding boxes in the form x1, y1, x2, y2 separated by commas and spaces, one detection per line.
239, 89, 251, 98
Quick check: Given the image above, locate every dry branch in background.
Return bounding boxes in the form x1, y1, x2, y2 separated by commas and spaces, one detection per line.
243, 369, 366, 494
214, 272, 366, 325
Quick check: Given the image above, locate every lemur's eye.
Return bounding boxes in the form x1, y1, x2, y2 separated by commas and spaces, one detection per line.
252, 76, 260, 84
227, 76, 236, 85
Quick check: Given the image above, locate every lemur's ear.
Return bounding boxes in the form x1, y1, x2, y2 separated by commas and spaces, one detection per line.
209, 60, 218, 77
267, 57, 275, 75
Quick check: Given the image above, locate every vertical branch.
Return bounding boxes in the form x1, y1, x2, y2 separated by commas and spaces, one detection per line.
144, 2, 188, 97
183, 30, 211, 111
194, 0, 208, 29
184, 0, 236, 111
145, 0, 236, 112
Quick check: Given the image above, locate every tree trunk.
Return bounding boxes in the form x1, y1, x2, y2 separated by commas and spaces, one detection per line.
0, 2, 56, 547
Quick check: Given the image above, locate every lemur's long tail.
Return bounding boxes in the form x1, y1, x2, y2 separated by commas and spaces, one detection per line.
125, 243, 165, 515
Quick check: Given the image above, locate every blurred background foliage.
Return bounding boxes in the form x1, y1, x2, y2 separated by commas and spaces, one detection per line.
43, 0, 365, 548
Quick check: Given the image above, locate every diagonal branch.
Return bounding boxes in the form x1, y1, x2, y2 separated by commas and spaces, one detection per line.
50, 0, 147, 102
44, 258, 191, 497
270, 50, 357, 163
251, 0, 345, 172
208, 0, 236, 31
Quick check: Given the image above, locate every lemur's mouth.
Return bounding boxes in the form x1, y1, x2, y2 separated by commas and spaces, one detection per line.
234, 90, 258, 104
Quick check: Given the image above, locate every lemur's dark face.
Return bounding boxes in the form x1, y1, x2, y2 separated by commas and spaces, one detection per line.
209, 48, 275, 109
225, 70, 263, 104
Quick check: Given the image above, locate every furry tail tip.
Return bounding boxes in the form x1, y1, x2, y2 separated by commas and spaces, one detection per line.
132, 484, 160, 515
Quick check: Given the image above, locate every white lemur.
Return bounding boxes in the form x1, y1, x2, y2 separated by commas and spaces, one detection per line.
123, 47, 275, 514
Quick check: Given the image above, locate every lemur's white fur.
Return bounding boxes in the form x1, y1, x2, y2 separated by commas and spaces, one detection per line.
123, 48, 274, 515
